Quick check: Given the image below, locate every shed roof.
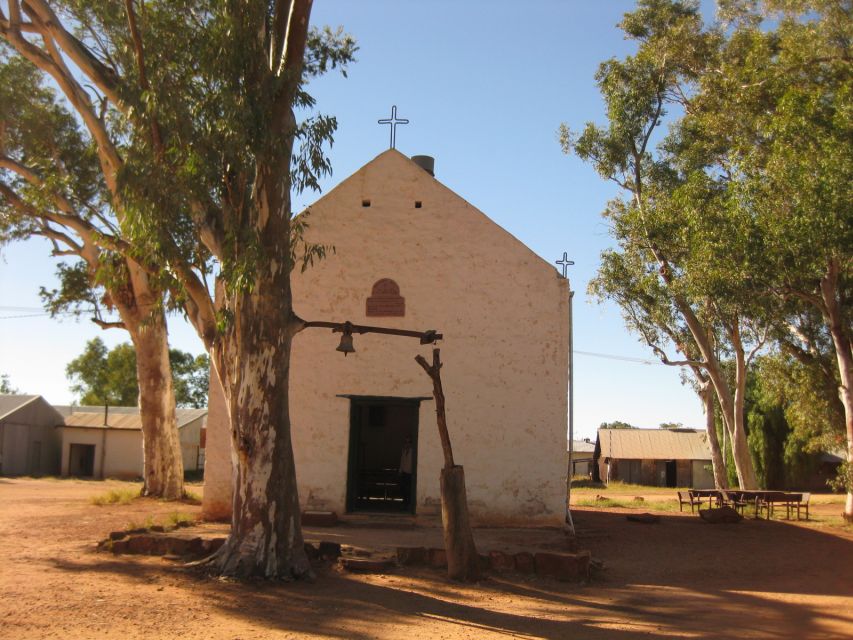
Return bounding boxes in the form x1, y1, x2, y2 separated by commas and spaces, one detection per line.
597, 428, 711, 461
569, 439, 596, 453
0, 394, 40, 421
60, 407, 207, 431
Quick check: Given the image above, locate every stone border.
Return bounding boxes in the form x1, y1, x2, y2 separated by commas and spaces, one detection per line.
100, 532, 591, 582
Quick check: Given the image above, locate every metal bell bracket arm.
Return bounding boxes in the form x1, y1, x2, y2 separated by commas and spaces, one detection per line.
302, 320, 442, 344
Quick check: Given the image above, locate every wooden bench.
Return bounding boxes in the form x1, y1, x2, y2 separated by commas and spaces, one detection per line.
720, 490, 751, 516
757, 491, 794, 519
677, 491, 701, 513
786, 492, 810, 520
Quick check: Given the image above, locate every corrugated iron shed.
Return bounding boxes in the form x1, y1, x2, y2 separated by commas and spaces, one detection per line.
0, 394, 39, 421
597, 428, 711, 460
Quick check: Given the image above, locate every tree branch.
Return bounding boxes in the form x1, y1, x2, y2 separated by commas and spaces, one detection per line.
39, 221, 83, 256
0, 155, 126, 251
0, 7, 124, 190
91, 318, 126, 330
20, 0, 122, 106
746, 323, 769, 367
276, 0, 312, 80
269, 0, 293, 71
168, 260, 217, 346
124, 0, 165, 159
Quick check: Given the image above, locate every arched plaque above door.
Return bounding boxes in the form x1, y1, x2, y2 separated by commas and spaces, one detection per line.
366, 278, 405, 317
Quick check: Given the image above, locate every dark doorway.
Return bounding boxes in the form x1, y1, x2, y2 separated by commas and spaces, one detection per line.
347, 397, 420, 513
69, 443, 96, 477
665, 460, 677, 488
29, 441, 42, 476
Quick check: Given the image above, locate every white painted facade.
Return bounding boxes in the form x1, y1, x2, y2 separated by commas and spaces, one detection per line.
203, 150, 570, 525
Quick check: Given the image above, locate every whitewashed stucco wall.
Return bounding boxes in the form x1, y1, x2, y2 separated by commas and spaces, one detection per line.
59, 427, 142, 478
58, 420, 206, 479
60, 427, 106, 478
203, 150, 570, 525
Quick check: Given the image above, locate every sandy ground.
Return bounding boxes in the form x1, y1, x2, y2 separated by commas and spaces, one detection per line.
1, 478, 852, 639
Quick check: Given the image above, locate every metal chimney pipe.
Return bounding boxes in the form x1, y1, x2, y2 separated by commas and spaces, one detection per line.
411, 155, 435, 176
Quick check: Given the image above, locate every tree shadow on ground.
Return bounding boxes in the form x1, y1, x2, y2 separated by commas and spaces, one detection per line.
50, 518, 853, 640
43, 505, 853, 639
48, 555, 662, 639
572, 508, 853, 596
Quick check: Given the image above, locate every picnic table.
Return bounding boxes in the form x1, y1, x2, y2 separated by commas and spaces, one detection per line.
680, 489, 810, 520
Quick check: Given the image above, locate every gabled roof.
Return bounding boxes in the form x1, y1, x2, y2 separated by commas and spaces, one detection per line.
0, 394, 40, 421
59, 407, 207, 431
596, 428, 711, 461
298, 149, 562, 280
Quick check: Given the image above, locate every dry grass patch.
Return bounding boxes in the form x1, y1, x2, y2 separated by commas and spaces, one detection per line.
90, 487, 140, 506
182, 490, 202, 505
164, 512, 195, 528
576, 496, 682, 512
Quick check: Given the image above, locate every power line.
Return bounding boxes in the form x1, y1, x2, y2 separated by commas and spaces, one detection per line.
0, 310, 80, 320
574, 349, 661, 365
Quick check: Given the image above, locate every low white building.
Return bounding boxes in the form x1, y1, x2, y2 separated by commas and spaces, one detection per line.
55, 406, 207, 479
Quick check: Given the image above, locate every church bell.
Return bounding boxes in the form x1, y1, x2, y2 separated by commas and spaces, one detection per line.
336, 333, 355, 356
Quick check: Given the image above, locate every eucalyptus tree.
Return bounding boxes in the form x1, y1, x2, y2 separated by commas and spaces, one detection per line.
1, 0, 355, 577
590, 250, 728, 488
566, 0, 760, 488
0, 53, 185, 499
677, 0, 852, 517
704, 0, 853, 520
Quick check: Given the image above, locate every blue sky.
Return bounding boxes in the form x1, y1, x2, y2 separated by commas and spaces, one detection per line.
0, 1, 718, 440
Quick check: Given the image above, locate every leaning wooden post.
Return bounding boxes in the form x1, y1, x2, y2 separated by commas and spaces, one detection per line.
415, 348, 480, 581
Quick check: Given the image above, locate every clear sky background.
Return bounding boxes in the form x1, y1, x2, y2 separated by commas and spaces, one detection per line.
0, 1, 718, 440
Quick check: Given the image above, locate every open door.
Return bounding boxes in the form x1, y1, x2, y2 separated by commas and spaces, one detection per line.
69, 443, 96, 477
347, 397, 419, 513
665, 460, 677, 488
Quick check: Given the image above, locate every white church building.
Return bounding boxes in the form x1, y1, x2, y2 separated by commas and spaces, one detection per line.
203, 150, 571, 525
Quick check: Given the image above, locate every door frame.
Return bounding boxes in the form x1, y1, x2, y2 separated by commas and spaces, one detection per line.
345, 395, 423, 514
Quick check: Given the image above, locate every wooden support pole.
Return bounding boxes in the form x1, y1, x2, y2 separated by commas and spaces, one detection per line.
415, 348, 454, 468
415, 348, 480, 581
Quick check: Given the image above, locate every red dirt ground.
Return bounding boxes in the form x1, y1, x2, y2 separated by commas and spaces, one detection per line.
1, 477, 851, 639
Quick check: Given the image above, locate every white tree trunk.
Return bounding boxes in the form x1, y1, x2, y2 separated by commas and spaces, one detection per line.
207, 156, 310, 578
209, 306, 310, 578
699, 380, 728, 489
661, 286, 757, 489
730, 325, 759, 490
130, 313, 184, 500
111, 263, 184, 500
820, 259, 853, 521
697, 348, 757, 489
